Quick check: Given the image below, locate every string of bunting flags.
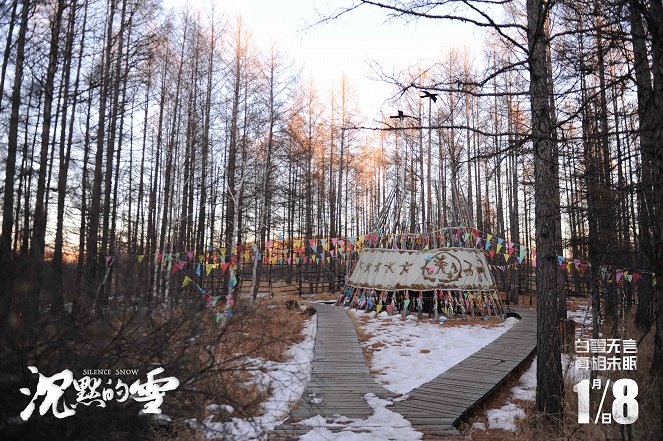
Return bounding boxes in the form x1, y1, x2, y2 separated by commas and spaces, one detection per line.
102, 227, 656, 321
104, 227, 532, 271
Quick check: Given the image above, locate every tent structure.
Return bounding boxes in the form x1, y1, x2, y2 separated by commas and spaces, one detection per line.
340, 247, 505, 319
347, 247, 494, 291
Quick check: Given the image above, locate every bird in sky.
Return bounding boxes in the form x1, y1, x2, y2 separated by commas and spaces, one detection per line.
389, 110, 416, 120
420, 90, 438, 102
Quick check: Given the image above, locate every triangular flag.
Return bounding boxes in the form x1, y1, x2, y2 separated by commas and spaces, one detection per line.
137, 255, 145, 263
206, 263, 214, 276
631, 272, 641, 284
182, 276, 191, 287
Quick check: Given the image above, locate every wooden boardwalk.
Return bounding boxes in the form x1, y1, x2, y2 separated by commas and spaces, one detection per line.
271, 305, 536, 439
390, 308, 537, 435
271, 303, 395, 439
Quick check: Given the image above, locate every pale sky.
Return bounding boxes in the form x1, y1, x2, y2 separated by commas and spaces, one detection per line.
166, 0, 483, 119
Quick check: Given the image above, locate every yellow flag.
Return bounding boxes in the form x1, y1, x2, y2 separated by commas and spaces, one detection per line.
137, 255, 144, 263
182, 276, 191, 287
206, 264, 214, 276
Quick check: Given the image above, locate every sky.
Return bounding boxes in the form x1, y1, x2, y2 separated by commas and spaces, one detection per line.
165, 0, 484, 120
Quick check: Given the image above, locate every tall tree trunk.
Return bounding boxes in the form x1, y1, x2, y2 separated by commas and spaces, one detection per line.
84, 0, 117, 312
630, 0, 655, 330
52, 0, 78, 315
641, 0, 663, 429
527, 0, 563, 417
0, 0, 30, 332
0, 0, 18, 114
28, 0, 64, 326
224, 23, 242, 298
251, 56, 277, 303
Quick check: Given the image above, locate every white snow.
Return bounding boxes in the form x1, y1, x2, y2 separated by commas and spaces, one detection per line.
189, 315, 318, 440
351, 309, 518, 394
566, 306, 593, 338
298, 393, 423, 440
205, 404, 234, 414
472, 422, 486, 431
486, 403, 525, 431
299, 415, 341, 427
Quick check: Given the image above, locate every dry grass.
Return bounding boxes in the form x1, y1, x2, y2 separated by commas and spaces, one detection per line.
441, 315, 521, 328
151, 298, 310, 440
348, 310, 376, 370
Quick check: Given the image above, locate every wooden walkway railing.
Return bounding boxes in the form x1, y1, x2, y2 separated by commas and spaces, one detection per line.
270, 305, 536, 440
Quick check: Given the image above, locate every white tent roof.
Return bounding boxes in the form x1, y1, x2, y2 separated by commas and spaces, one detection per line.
347, 248, 495, 291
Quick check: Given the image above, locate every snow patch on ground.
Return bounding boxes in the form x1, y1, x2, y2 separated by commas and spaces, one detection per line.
188, 315, 317, 440
472, 421, 486, 431
298, 393, 423, 440
487, 403, 525, 431
567, 306, 593, 338
351, 309, 518, 394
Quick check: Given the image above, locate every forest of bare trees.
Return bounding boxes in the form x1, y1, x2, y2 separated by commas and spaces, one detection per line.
1, 0, 663, 435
